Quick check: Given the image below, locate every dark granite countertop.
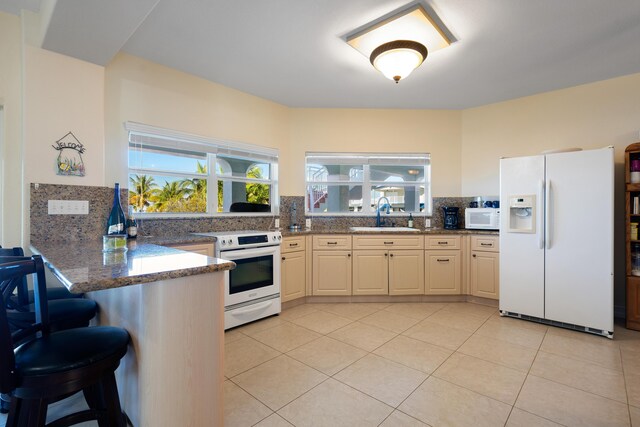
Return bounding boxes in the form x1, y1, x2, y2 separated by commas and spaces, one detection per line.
30, 240, 234, 294
279, 228, 499, 237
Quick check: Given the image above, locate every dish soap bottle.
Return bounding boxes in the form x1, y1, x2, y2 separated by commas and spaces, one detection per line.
106, 183, 126, 235
408, 213, 414, 228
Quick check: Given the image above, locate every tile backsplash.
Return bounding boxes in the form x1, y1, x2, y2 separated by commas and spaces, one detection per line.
30, 184, 476, 242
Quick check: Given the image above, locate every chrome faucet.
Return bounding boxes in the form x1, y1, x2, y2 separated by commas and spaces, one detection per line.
376, 197, 392, 227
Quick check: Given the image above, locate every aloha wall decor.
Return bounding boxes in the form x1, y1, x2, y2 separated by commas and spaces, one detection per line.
52, 131, 86, 176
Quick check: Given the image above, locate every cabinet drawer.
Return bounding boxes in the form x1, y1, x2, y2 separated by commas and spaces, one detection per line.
168, 243, 214, 257
425, 235, 461, 250
470, 235, 499, 252
282, 236, 306, 253
352, 235, 423, 250
312, 235, 352, 250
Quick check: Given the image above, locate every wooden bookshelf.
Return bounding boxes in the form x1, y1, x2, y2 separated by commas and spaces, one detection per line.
625, 142, 640, 330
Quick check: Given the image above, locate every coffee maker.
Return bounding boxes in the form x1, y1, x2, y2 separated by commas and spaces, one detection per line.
442, 207, 460, 229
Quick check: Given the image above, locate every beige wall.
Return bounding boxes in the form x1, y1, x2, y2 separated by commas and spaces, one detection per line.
21, 45, 106, 243
23, 45, 106, 187
104, 53, 290, 186
461, 73, 640, 195
0, 12, 23, 247
288, 109, 462, 197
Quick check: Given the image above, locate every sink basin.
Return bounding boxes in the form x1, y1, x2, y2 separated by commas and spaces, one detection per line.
350, 227, 419, 232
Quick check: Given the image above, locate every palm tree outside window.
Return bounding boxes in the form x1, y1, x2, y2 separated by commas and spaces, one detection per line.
126, 122, 278, 215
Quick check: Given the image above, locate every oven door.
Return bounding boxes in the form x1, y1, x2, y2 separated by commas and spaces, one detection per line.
221, 245, 281, 307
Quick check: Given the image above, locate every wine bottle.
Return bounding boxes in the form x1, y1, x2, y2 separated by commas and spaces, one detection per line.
106, 183, 126, 235
408, 213, 414, 228
126, 206, 138, 239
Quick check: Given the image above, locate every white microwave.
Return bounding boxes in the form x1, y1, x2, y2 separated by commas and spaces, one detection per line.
465, 208, 500, 230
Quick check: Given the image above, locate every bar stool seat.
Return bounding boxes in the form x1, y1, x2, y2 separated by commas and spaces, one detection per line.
15, 327, 129, 376
22, 287, 83, 304
27, 298, 97, 331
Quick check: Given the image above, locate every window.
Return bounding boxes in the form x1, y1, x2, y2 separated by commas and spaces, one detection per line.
127, 122, 278, 215
305, 153, 431, 215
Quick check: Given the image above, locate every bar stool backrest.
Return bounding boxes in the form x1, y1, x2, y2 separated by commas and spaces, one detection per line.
0, 256, 51, 394
0, 247, 29, 306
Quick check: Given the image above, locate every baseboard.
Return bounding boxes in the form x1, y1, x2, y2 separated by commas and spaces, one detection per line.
284, 294, 499, 307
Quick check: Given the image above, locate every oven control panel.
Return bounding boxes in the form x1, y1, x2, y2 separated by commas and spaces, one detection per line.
213, 231, 282, 252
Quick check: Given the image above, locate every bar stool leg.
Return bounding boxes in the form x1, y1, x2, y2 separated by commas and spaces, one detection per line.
101, 373, 126, 427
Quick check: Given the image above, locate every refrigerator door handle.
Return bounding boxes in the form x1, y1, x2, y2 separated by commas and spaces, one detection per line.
545, 180, 552, 249
538, 179, 545, 249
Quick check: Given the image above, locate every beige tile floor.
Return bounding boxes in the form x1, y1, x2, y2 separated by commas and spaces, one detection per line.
1, 302, 638, 426
225, 302, 640, 427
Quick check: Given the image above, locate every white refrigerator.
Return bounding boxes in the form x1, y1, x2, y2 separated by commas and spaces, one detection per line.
499, 147, 614, 337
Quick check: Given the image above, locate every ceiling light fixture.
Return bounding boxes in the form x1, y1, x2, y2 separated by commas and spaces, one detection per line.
346, 3, 452, 83
370, 40, 428, 83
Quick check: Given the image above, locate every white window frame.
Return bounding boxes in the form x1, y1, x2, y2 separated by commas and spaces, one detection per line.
305, 152, 431, 216
126, 122, 279, 217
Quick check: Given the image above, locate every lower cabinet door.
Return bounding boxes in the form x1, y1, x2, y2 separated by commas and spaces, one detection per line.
470, 251, 499, 299
352, 250, 389, 295
425, 250, 461, 295
312, 251, 352, 296
281, 250, 306, 303
389, 250, 425, 295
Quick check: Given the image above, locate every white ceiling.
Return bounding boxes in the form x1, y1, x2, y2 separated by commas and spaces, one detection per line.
2, 0, 640, 109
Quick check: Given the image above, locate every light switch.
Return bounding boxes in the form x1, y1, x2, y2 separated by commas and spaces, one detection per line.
48, 200, 89, 215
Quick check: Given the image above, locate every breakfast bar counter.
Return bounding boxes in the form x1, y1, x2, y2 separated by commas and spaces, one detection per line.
30, 239, 235, 427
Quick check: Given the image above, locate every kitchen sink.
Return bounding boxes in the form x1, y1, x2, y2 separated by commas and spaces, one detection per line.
349, 227, 419, 232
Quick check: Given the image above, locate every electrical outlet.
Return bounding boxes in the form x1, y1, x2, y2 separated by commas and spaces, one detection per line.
425, 218, 431, 228
275, 219, 280, 229
305, 218, 311, 229
48, 200, 89, 215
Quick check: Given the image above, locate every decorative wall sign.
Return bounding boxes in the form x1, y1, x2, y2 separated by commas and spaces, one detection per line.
52, 131, 86, 176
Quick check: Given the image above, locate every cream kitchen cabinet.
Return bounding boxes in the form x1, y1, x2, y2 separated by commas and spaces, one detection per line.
352, 250, 388, 295
425, 235, 461, 295
167, 242, 214, 257
312, 235, 352, 296
469, 235, 500, 300
389, 249, 425, 295
281, 236, 306, 303
352, 235, 424, 295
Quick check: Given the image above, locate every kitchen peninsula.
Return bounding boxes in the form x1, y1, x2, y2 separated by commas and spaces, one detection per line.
30, 239, 234, 427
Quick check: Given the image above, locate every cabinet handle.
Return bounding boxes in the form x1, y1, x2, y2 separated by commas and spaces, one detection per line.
390, 253, 394, 257
327, 242, 337, 245
438, 241, 449, 245
436, 258, 450, 262
289, 243, 298, 247
480, 243, 493, 247
472, 254, 477, 258
347, 253, 351, 257
384, 241, 394, 245
384, 253, 388, 257
282, 257, 286, 261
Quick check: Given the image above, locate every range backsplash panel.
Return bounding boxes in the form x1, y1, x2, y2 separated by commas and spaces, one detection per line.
30, 183, 128, 243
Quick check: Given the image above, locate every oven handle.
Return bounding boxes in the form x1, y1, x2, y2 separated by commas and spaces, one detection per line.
219, 246, 279, 260
230, 300, 274, 315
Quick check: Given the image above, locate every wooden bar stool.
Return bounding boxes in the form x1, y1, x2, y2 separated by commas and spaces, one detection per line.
0, 256, 130, 427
